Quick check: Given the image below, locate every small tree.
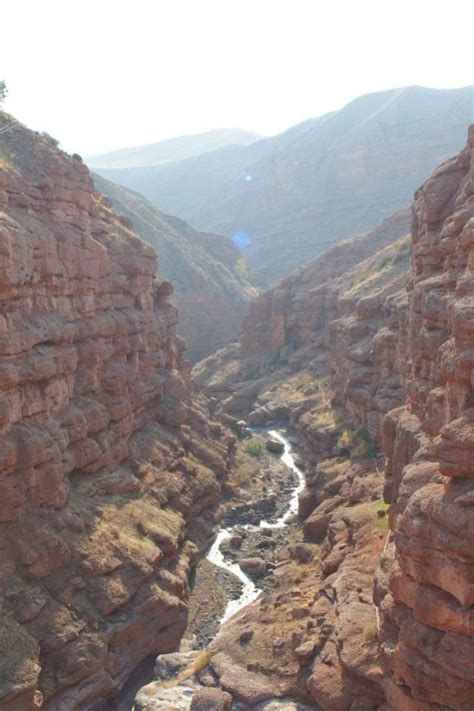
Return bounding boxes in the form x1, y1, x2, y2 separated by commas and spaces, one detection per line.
0, 80, 7, 105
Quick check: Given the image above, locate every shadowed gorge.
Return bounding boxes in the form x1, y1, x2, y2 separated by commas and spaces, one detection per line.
92, 174, 258, 362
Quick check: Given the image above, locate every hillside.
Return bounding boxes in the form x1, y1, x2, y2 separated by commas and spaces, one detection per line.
87, 128, 260, 169
95, 85, 474, 282
93, 174, 258, 362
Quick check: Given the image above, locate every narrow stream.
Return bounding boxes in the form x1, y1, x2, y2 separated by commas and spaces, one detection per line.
108, 429, 306, 709
206, 429, 305, 624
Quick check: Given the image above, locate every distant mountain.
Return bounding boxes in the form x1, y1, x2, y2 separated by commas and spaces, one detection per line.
87, 128, 260, 169
93, 174, 258, 361
95, 85, 474, 282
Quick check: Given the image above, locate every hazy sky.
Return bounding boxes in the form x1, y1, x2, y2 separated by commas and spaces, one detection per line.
1, 0, 473, 155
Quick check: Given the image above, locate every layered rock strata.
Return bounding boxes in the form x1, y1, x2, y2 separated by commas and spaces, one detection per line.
375, 126, 474, 710
0, 115, 234, 710
196, 208, 411, 445
195, 128, 474, 709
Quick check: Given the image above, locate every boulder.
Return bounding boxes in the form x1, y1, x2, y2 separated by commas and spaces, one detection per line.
266, 438, 284, 454
191, 687, 233, 711
239, 557, 266, 577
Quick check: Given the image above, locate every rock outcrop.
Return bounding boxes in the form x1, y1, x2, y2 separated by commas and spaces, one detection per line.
0, 114, 234, 710
375, 125, 474, 710
95, 86, 474, 281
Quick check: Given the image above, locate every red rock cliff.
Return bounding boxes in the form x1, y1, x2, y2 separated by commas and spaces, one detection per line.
376, 126, 474, 710
196, 128, 474, 710
197, 208, 411, 445
0, 116, 234, 710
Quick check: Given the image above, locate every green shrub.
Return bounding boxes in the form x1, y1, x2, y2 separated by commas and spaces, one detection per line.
340, 427, 379, 459
373, 499, 389, 530
244, 437, 264, 458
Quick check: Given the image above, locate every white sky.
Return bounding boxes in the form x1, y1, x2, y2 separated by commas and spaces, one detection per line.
1, 0, 473, 155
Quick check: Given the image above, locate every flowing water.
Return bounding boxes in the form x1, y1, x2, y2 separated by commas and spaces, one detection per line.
109, 428, 306, 709
206, 429, 305, 624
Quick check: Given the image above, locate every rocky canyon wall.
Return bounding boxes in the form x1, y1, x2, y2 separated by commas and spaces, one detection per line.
376, 126, 474, 710
197, 207, 411, 445
0, 116, 234, 710
196, 128, 474, 709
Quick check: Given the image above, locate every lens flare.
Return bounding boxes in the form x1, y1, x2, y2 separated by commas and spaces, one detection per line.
232, 231, 252, 248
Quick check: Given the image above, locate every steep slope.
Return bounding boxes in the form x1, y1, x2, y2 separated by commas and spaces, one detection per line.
93, 175, 258, 362
87, 129, 260, 169
376, 124, 474, 711
97, 85, 474, 282
189, 212, 412, 709
0, 113, 235, 711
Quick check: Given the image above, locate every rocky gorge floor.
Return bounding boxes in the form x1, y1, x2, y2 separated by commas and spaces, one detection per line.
132, 385, 391, 710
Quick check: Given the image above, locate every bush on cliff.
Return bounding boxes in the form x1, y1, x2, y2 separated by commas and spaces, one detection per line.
0, 80, 6, 105
339, 427, 379, 459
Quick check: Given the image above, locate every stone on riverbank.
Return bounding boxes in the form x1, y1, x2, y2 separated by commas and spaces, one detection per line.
266, 438, 285, 453
239, 557, 266, 577
191, 687, 233, 710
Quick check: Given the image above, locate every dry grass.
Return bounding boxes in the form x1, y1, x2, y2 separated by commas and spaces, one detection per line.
342, 235, 411, 300
363, 622, 379, 641
0, 609, 39, 687
372, 499, 389, 530
318, 459, 351, 480
75, 496, 184, 573
143, 648, 215, 696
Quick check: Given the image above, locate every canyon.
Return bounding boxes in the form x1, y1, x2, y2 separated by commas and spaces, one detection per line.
92, 174, 258, 362
0, 109, 473, 711
192, 126, 474, 709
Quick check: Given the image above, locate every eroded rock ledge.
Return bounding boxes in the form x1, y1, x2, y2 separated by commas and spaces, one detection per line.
0, 116, 234, 710
376, 125, 474, 710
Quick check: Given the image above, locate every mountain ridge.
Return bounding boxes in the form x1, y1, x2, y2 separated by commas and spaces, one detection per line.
87, 128, 260, 169
95, 85, 474, 282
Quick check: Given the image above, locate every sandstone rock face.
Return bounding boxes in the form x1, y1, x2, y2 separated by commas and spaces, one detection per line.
196, 208, 411, 446
0, 115, 234, 710
376, 127, 474, 709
